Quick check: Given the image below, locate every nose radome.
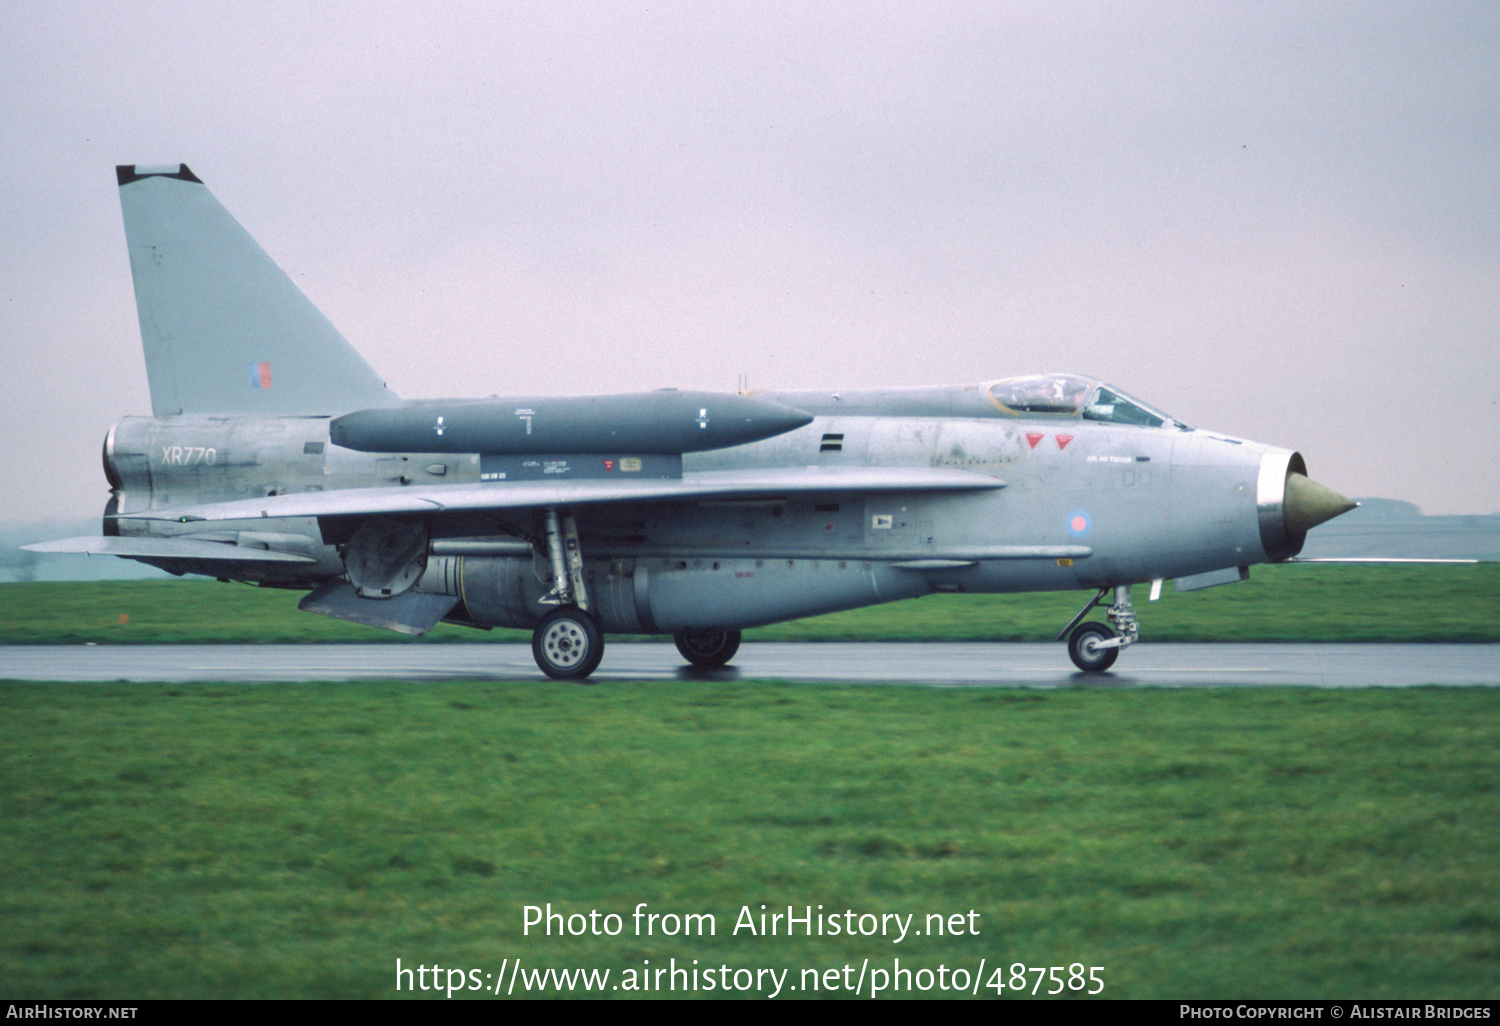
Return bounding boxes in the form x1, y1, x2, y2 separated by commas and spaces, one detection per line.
1283, 472, 1358, 535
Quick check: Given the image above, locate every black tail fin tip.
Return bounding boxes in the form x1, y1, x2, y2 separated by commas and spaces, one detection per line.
116, 164, 203, 186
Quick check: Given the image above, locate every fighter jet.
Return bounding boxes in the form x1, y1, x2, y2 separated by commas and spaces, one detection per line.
30, 165, 1357, 678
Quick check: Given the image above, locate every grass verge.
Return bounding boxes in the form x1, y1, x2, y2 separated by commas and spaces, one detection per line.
1, 562, 1497, 644
2, 681, 1497, 998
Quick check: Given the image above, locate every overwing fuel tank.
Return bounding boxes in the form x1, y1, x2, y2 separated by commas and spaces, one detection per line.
329, 391, 813, 455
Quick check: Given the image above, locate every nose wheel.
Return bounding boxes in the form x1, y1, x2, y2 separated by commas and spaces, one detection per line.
1067, 622, 1119, 672
1057, 584, 1139, 673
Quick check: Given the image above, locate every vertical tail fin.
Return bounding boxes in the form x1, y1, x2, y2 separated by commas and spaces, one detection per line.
117, 164, 400, 416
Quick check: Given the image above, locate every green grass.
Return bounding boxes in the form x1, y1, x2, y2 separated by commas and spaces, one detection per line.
1, 562, 1496, 644
2, 682, 1497, 998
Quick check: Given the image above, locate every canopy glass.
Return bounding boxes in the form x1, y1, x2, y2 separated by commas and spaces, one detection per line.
986, 374, 1187, 429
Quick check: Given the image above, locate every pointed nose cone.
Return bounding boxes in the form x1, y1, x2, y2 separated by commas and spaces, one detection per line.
1283, 472, 1358, 535
754, 400, 816, 439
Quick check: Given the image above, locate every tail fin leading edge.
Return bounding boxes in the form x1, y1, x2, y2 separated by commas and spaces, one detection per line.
117, 164, 400, 417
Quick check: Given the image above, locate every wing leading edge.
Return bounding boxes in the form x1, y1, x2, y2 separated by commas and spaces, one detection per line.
113, 466, 1006, 523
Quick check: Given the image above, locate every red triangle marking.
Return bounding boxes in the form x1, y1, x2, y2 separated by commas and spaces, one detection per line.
1055, 434, 1074, 450
1026, 433, 1044, 449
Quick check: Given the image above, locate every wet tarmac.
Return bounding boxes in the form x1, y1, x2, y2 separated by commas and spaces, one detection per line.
1, 642, 1496, 687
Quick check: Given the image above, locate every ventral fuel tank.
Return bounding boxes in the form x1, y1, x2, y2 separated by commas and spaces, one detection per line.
329, 391, 812, 455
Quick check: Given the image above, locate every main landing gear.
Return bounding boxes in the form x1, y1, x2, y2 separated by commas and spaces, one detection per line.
531, 508, 604, 680
533, 606, 604, 680
1057, 584, 1139, 673
674, 629, 742, 669
526, 507, 749, 679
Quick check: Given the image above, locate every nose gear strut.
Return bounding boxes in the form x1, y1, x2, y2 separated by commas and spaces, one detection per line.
1057, 584, 1138, 673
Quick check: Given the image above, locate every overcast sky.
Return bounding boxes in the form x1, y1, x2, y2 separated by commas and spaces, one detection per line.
2, 1, 1496, 524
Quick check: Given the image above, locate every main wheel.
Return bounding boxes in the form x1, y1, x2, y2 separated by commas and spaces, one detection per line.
673, 629, 742, 668
1068, 621, 1119, 673
532, 607, 604, 680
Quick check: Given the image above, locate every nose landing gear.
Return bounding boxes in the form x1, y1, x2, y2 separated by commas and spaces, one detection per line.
1058, 584, 1139, 673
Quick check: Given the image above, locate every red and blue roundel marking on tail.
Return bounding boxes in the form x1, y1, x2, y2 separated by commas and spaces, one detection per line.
249, 361, 273, 389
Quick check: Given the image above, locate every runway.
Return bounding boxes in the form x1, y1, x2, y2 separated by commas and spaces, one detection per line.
0, 642, 1496, 687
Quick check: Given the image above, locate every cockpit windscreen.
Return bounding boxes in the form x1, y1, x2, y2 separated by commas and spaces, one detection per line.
1084, 387, 1166, 428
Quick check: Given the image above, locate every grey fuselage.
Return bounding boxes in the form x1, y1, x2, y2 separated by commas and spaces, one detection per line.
104, 381, 1292, 636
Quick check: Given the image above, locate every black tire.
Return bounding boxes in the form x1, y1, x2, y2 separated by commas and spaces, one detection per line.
673, 629, 742, 668
1068, 621, 1119, 673
532, 607, 604, 680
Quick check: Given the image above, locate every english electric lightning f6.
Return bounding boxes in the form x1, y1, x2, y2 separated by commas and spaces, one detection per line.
31, 165, 1356, 678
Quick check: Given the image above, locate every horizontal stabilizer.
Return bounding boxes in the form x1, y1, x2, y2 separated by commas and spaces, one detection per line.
298, 580, 458, 636
113, 466, 1006, 523
24, 535, 314, 563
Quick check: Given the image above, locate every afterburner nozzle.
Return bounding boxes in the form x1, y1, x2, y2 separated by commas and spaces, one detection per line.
1283, 473, 1357, 535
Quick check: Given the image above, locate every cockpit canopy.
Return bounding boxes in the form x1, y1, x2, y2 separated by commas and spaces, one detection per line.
986, 374, 1188, 429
